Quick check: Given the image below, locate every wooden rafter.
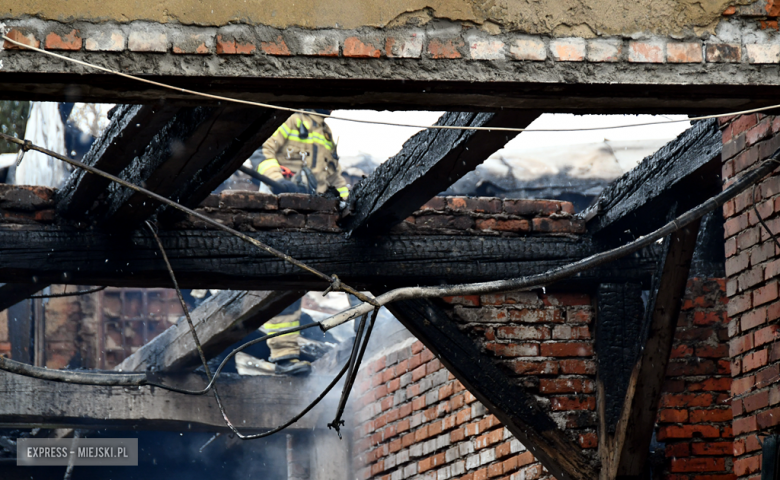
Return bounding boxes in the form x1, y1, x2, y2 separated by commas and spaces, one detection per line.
600, 219, 701, 479
118, 290, 304, 372
343, 111, 540, 235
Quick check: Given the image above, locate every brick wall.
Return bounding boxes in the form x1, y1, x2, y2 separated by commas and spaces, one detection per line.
721, 113, 780, 480
657, 277, 734, 480
353, 338, 545, 480
352, 289, 596, 480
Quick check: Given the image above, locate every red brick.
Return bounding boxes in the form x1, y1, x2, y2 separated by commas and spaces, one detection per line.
3, 29, 40, 49
532, 217, 585, 233
743, 349, 768, 372
426, 358, 442, 375
45, 30, 82, 51
551, 396, 596, 411
511, 360, 559, 375
666, 443, 691, 457
539, 378, 595, 394
671, 345, 694, 358
418, 452, 445, 473
658, 408, 689, 423
486, 343, 540, 357
476, 218, 531, 232
578, 432, 598, 449
741, 308, 768, 332
427, 38, 463, 59
732, 375, 756, 396
690, 408, 732, 423
552, 325, 591, 340
754, 280, 779, 306
442, 295, 481, 306
259, 35, 291, 56
733, 415, 758, 435
731, 115, 759, 136
693, 311, 727, 326
757, 406, 780, 429
657, 425, 720, 440
734, 455, 761, 477
496, 326, 550, 340
559, 359, 597, 375
661, 394, 716, 408
450, 427, 466, 443
730, 334, 755, 357
687, 377, 732, 392
744, 390, 770, 413
539, 342, 594, 357
343, 36, 382, 58
670, 458, 725, 473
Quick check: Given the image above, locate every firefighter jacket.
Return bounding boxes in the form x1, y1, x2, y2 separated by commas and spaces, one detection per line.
258, 113, 349, 199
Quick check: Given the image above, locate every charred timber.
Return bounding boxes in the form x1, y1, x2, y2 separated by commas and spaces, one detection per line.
58, 104, 283, 229
56, 103, 180, 219
0, 370, 336, 432
0, 227, 662, 290
343, 111, 540, 235
582, 119, 721, 243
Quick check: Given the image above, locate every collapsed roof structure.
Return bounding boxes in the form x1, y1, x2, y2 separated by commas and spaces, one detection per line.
1, 1, 780, 480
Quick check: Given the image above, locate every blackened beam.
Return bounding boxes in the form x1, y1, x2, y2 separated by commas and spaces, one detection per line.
57, 104, 284, 229
118, 290, 304, 372
582, 118, 721, 244
0, 370, 337, 432
0, 227, 662, 290
0, 283, 45, 312
601, 220, 701, 479
56, 103, 180, 219
343, 111, 540, 235
387, 298, 598, 480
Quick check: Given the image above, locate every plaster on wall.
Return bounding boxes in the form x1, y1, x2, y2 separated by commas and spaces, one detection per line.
1, 0, 747, 37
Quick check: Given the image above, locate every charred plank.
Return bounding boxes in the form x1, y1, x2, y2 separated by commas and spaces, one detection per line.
0, 370, 336, 432
56, 103, 180, 219
118, 290, 303, 372
343, 111, 540, 235
0, 226, 661, 290
387, 298, 598, 480
583, 119, 721, 243
601, 220, 701, 479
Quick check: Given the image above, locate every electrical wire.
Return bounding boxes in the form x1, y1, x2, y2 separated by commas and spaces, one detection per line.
2, 34, 780, 134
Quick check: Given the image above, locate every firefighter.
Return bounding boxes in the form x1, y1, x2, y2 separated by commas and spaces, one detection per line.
255, 110, 350, 199
254, 110, 348, 375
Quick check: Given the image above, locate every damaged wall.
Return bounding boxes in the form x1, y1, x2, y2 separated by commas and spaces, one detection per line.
0, 0, 745, 36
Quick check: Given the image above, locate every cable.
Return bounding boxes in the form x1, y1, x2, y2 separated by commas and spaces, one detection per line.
2, 34, 779, 134
28, 286, 106, 298
328, 307, 378, 438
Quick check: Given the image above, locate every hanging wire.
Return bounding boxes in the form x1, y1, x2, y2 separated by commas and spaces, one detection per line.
2, 34, 780, 134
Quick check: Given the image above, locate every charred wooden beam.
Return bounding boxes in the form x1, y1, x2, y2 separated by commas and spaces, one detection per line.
56, 103, 180, 219
57, 104, 284, 228
386, 298, 598, 480
600, 220, 701, 480
101, 105, 284, 228
0, 283, 45, 312
0, 370, 337, 432
343, 111, 540, 235
582, 119, 721, 243
0, 227, 661, 290
118, 290, 303, 372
